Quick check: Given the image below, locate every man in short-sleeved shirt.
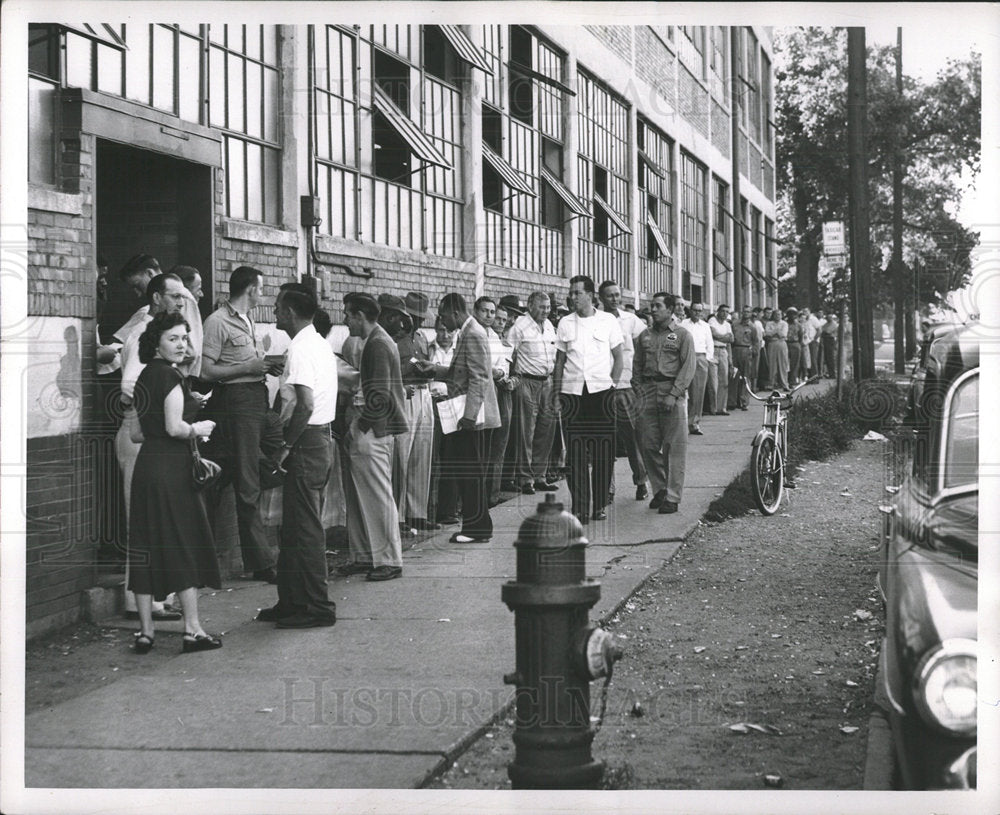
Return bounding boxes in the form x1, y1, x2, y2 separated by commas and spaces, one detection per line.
599, 280, 649, 501
260, 283, 339, 628
552, 276, 624, 523
201, 266, 280, 581
680, 303, 713, 435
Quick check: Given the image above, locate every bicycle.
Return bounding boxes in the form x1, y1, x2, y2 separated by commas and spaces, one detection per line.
745, 377, 817, 515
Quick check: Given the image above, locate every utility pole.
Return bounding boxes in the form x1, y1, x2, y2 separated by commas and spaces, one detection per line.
892, 27, 906, 374
847, 28, 875, 381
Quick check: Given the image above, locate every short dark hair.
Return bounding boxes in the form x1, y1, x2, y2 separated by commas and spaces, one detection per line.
651, 291, 674, 308
312, 308, 333, 338
119, 253, 160, 282
146, 273, 182, 306
598, 279, 618, 295
568, 275, 595, 294
474, 296, 496, 311
170, 265, 200, 286
138, 311, 189, 364
716, 303, 730, 311
278, 281, 318, 319
344, 293, 380, 322
440, 292, 468, 315
229, 266, 263, 297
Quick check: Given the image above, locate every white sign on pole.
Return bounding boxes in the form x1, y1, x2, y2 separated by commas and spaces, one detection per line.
823, 221, 846, 255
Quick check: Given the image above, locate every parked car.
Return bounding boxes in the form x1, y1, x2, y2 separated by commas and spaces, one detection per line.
904, 321, 963, 426
877, 322, 978, 789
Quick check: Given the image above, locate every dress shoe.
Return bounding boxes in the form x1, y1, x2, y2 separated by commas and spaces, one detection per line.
337, 561, 374, 576
366, 565, 403, 582
658, 501, 679, 514
689, 427, 704, 436
410, 518, 442, 531
500, 480, 518, 492
252, 567, 279, 584
716, 410, 731, 416
181, 633, 223, 652
649, 489, 668, 510
573, 512, 590, 526
740, 405, 749, 411
276, 613, 336, 629
449, 533, 491, 543
533, 481, 557, 492
521, 483, 536, 495
635, 484, 649, 501
256, 604, 296, 622
591, 509, 607, 521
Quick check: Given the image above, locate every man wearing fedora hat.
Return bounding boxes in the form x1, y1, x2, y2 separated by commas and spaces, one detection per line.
396, 291, 438, 531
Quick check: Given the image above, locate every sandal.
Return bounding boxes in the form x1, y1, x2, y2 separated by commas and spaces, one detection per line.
133, 633, 155, 654
182, 632, 223, 653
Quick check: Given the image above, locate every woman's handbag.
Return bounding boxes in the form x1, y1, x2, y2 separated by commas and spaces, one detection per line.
190, 436, 222, 490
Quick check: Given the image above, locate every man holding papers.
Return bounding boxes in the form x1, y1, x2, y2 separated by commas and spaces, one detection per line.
415, 293, 500, 543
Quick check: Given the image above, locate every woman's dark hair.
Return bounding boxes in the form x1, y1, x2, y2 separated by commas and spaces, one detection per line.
138, 311, 190, 364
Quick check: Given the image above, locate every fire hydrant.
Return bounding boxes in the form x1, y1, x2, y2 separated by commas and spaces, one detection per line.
501, 494, 624, 789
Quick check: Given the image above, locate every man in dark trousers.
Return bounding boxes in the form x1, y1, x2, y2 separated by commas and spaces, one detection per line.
338, 293, 409, 581
416, 293, 500, 543
258, 283, 339, 626
551, 275, 624, 525
201, 266, 281, 582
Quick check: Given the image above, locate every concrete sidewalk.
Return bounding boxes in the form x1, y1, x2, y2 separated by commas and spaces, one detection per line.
25, 394, 798, 789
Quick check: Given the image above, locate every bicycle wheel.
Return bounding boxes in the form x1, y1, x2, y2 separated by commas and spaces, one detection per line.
750, 432, 784, 515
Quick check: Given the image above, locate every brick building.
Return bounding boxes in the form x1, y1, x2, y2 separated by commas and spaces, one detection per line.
24, 22, 777, 636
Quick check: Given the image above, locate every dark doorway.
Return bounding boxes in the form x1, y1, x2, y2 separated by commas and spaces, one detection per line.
96, 140, 214, 337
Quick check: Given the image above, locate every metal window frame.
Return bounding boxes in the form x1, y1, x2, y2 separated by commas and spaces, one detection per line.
438, 25, 494, 74
371, 83, 452, 169
540, 166, 590, 218
647, 211, 671, 259
483, 143, 536, 197
593, 192, 632, 238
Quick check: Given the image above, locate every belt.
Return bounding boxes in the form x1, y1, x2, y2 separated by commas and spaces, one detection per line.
714, 343, 728, 347
733, 344, 751, 348
695, 351, 707, 356
411, 383, 429, 390
642, 375, 675, 383
517, 373, 550, 381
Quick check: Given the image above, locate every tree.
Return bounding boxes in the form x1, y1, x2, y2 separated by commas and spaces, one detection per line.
774, 28, 980, 311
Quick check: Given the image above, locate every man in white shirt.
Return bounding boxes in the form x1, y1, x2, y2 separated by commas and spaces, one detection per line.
707, 304, 734, 416
265, 283, 339, 628
598, 280, 649, 501
507, 291, 558, 495
751, 307, 766, 390
428, 317, 458, 524
680, 302, 714, 435
806, 307, 825, 377
551, 275, 624, 524
474, 297, 515, 506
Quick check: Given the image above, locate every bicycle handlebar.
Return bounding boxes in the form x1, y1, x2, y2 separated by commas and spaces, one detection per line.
744, 376, 819, 403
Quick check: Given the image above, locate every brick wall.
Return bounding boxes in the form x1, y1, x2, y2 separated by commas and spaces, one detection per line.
26, 434, 98, 635
585, 26, 633, 67
678, 65, 709, 140
711, 100, 731, 158
635, 27, 676, 105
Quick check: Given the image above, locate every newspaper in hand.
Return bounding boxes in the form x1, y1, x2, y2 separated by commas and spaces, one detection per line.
436, 393, 485, 434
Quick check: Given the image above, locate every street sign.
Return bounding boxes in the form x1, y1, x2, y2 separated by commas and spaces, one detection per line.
823, 221, 846, 255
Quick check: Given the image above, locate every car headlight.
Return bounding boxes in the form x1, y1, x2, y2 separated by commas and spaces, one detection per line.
913, 638, 977, 736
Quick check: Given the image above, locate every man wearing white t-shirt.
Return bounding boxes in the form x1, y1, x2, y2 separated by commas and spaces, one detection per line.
680, 303, 714, 435
266, 283, 339, 628
551, 275, 624, 524
599, 280, 649, 502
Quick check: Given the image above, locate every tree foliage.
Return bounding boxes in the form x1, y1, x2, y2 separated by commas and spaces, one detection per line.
774, 28, 980, 308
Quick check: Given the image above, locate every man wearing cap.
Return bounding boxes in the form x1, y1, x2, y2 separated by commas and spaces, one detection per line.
395, 292, 438, 531
632, 292, 696, 514
507, 291, 558, 495
337, 293, 408, 582
598, 280, 649, 502
729, 306, 754, 411
414, 293, 500, 543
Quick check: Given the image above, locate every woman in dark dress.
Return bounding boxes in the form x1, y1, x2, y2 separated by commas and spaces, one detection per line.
129, 312, 223, 654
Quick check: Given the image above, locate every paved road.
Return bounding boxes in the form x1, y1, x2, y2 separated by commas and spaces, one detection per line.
24, 395, 802, 790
